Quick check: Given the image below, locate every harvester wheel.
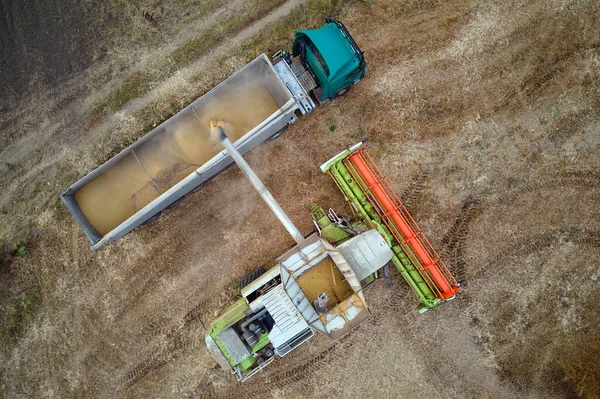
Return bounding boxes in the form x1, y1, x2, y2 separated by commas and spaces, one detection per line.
239, 267, 266, 289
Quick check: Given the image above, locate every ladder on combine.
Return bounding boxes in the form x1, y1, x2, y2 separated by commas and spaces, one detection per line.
343, 147, 460, 301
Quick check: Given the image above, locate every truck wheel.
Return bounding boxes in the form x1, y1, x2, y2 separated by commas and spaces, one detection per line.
329, 83, 352, 100
239, 267, 266, 289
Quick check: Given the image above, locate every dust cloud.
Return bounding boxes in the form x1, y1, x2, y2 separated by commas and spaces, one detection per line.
75, 77, 280, 236
133, 111, 220, 192
195, 79, 280, 145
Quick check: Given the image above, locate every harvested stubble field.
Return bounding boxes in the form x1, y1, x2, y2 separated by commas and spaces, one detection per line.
1, 0, 599, 398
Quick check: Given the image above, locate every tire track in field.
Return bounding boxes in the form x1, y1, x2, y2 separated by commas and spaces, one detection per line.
440, 195, 482, 282
462, 226, 600, 395
118, 322, 203, 391
466, 228, 600, 282
441, 170, 600, 283
208, 171, 600, 397
401, 169, 431, 210
500, 170, 600, 204
213, 326, 365, 398
443, 170, 600, 386
118, 282, 244, 391
118, 294, 217, 392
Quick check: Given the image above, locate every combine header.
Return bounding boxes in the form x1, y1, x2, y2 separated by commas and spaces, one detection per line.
321, 142, 460, 311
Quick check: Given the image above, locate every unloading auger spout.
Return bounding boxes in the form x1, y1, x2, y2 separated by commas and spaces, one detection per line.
211, 123, 304, 245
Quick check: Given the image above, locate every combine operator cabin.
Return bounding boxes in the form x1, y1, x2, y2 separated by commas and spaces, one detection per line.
206, 232, 392, 381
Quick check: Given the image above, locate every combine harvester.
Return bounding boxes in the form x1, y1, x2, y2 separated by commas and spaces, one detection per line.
205, 137, 461, 381
61, 18, 365, 250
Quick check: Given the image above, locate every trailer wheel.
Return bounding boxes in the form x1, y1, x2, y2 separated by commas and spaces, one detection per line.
140, 212, 161, 227
239, 267, 266, 289
267, 126, 287, 141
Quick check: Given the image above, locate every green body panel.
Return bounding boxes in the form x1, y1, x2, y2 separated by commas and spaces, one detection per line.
293, 21, 365, 101
311, 204, 354, 245
322, 150, 441, 310
238, 332, 271, 371
238, 355, 256, 371
207, 298, 249, 337
207, 298, 272, 368
207, 298, 248, 367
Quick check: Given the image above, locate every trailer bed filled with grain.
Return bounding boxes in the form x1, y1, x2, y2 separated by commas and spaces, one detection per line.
61, 54, 300, 249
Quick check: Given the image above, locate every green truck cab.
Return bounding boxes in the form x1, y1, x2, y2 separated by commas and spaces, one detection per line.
291, 18, 366, 102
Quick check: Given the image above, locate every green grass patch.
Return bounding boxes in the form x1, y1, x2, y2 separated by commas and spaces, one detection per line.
229, 0, 344, 63
171, 29, 223, 67
106, 137, 138, 160
92, 72, 153, 119
171, 0, 286, 69
91, 0, 286, 122
142, 0, 349, 133
2, 291, 41, 340
90, 65, 115, 88
111, 0, 364, 158
15, 244, 26, 257
183, 0, 220, 23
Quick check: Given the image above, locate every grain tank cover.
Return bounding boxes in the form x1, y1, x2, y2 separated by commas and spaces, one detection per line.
337, 230, 393, 280
262, 285, 311, 355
